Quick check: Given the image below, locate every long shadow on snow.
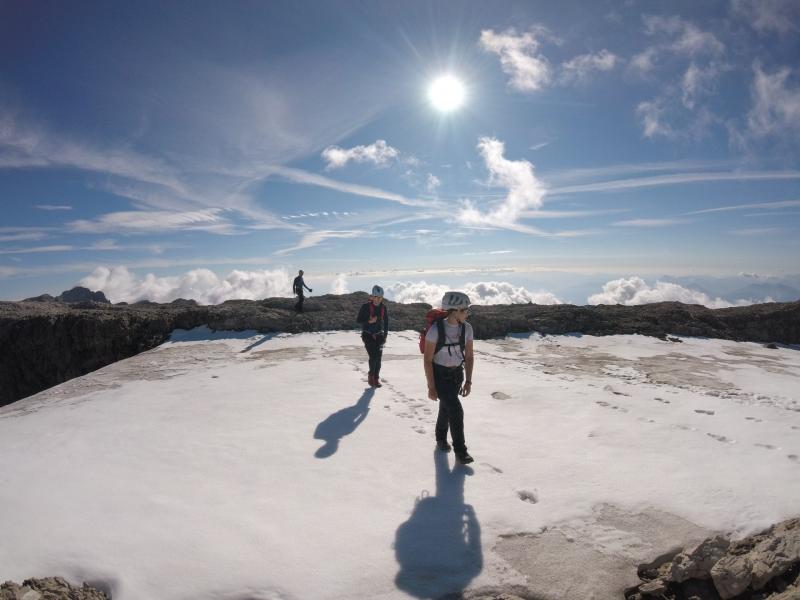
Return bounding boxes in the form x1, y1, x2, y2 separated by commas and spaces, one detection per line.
394, 449, 482, 599
313, 387, 374, 458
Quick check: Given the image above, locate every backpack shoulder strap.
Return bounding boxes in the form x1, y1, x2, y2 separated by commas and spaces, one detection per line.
434, 317, 446, 355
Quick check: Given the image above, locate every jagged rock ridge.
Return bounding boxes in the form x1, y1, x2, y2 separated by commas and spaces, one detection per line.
1, 292, 799, 407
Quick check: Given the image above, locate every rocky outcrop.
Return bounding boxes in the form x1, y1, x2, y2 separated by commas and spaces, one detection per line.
2, 294, 799, 407
626, 517, 800, 599
0, 577, 108, 599
24, 287, 110, 304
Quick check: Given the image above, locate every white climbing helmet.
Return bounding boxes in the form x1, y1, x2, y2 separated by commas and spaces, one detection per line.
371, 285, 384, 297
441, 291, 470, 310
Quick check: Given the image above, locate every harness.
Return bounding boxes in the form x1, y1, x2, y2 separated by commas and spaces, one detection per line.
434, 318, 466, 368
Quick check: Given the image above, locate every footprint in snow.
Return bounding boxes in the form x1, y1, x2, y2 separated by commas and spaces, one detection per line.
653, 397, 671, 404
746, 417, 763, 423
517, 490, 538, 504
789, 455, 798, 463
695, 409, 715, 415
754, 443, 777, 450
603, 385, 630, 397
491, 391, 511, 400
707, 433, 735, 443
672, 424, 696, 431
480, 463, 503, 474
595, 401, 628, 413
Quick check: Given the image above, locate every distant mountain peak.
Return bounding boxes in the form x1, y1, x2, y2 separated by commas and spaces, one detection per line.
56, 286, 110, 304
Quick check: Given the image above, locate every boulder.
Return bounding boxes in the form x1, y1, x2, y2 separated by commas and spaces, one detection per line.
668, 535, 731, 582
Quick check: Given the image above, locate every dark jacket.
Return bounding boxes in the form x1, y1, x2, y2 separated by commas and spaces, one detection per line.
293, 276, 311, 295
357, 301, 389, 338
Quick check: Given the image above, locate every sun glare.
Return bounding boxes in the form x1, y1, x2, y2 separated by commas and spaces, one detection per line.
428, 75, 466, 112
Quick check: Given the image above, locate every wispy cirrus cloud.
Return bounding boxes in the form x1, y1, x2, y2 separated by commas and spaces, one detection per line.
687, 199, 800, 215
730, 227, 784, 236
0, 245, 73, 255
321, 139, 399, 170
67, 209, 237, 235
275, 230, 368, 256
613, 218, 690, 227
261, 165, 436, 208
0, 232, 48, 242
550, 170, 800, 195
35, 204, 73, 211
0, 112, 299, 233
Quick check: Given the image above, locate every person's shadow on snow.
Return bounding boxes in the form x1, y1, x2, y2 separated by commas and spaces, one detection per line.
394, 449, 482, 598
313, 388, 375, 458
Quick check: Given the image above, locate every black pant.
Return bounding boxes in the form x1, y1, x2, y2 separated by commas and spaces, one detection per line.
362, 332, 384, 377
295, 293, 304, 312
434, 364, 466, 453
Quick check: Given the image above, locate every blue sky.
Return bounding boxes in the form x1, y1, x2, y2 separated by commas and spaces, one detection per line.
1, 0, 799, 305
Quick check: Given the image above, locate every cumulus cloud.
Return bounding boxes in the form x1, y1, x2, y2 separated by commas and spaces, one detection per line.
79, 265, 292, 305
560, 50, 618, 84
458, 137, 546, 233
732, 0, 800, 34
587, 277, 769, 308
480, 28, 552, 92
386, 280, 562, 306
330, 273, 349, 295
746, 63, 800, 138
321, 139, 399, 170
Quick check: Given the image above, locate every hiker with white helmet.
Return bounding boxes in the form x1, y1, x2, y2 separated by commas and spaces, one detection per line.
356, 285, 389, 388
422, 291, 475, 464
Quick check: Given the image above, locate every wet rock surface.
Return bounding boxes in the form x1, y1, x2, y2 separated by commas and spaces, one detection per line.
0, 577, 108, 600
626, 517, 800, 600
1, 292, 798, 407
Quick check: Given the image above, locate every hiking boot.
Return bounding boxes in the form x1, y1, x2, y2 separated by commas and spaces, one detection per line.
436, 440, 452, 452
368, 373, 375, 387
455, 451, 474, 465
374, 376, 382, 388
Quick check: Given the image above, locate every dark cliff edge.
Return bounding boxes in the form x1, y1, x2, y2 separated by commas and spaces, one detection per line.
2, 293, 799, 408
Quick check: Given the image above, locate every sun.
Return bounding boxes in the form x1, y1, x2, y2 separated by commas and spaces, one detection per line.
428, 75, 466, 112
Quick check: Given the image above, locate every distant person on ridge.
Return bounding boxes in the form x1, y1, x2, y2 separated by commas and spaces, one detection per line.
292, 270, 312, 313
423, 291, 475, 465
357, 285, 389, 388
